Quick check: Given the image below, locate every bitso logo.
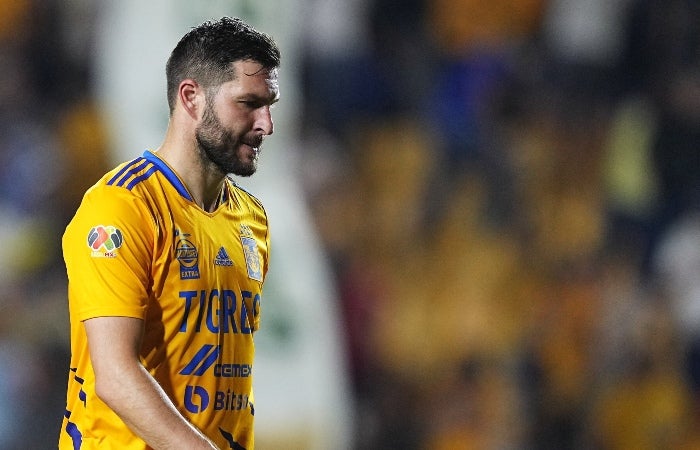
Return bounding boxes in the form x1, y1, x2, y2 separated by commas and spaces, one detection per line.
87, 225, 123, 258
184, 385, 209, 414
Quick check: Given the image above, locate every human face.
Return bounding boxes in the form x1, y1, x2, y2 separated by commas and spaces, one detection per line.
195, 60, 279, 177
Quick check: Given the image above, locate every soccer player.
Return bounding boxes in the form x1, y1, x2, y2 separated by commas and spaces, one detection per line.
58, 17, 280, 450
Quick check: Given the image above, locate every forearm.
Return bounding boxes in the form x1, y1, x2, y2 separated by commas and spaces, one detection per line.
95, 361, 218, 450
85, 316, 218, 450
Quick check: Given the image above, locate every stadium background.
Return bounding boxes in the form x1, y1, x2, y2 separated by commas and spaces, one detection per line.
1, 0, 700, 448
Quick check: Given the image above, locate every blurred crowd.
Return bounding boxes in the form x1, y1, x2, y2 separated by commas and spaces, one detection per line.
1, 0, 699, 448
0, 0, 110, 448
300, 0, 700, 448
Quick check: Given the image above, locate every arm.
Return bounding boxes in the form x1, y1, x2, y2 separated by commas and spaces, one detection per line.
85, 316, 219, 450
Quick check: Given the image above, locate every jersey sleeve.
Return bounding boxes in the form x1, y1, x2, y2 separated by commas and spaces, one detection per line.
63, 185, 157, 322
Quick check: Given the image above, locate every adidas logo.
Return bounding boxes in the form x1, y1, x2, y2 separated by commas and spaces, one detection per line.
214, 247, 234, 266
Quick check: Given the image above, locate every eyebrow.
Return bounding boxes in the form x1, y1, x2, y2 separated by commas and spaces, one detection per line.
238, 92, 280, 106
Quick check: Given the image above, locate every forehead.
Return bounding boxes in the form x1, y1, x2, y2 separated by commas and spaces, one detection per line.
223, 60, 279, 98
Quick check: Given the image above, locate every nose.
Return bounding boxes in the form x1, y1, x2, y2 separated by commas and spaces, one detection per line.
255, 105, 274, 136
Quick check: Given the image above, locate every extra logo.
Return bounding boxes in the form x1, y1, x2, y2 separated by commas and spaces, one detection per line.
87, 225, 123, 258
175, 231, 200, 280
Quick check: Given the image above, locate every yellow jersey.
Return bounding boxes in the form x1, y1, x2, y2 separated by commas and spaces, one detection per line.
59, 150, 269, 450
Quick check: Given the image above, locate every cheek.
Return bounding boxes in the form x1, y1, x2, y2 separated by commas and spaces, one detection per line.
217, 109, 249, 133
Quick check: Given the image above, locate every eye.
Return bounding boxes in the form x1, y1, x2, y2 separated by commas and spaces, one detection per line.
239, 100, 258, 109
238, 97, 276, 110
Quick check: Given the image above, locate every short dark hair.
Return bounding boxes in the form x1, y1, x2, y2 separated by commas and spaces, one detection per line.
165, 17, 281, 114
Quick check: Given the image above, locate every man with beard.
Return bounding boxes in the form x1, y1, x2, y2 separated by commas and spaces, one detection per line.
59, 17, 280, 450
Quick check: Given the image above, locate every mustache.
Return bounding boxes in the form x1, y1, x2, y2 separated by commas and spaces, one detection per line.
244, 135, 265, 149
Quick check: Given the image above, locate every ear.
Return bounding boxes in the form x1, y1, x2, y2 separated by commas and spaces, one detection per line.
178, 79, 203, 119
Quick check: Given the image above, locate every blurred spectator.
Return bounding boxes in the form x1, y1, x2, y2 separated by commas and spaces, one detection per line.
0, 0, 102, 447
301, 0, 700, 448
654, 211, 700, 398
588, 298, 694, 449
622, 0, 700, 258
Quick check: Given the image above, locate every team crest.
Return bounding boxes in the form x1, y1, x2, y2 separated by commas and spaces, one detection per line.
240, 223, 254, 238
239, 224, 261, 280
241, 224, 262, 281
175, 232, 200, 279
87, 225, 123, 258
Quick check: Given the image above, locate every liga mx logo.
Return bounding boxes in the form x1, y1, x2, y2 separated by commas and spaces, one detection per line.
87, 225, 123, 258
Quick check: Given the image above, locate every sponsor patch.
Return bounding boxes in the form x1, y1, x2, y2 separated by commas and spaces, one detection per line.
87, 225, 123, 258
175, 232, 200, 279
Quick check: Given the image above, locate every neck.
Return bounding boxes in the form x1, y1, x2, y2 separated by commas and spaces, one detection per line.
156, 126, 226, 212
195, 167, 227, 212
